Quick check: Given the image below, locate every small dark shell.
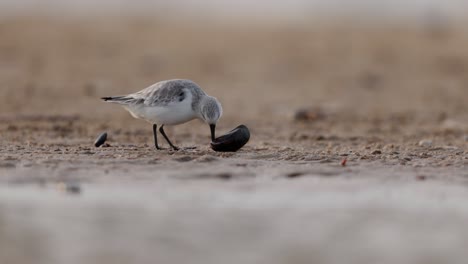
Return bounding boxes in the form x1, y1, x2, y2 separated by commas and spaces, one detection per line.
94, 132, 107, 147
210, 125, 250, 152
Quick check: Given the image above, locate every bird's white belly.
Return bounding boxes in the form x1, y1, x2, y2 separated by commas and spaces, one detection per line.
127, 100, 197, 125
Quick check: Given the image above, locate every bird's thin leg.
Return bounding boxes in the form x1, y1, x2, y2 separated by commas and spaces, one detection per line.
159, 125, 179, 151
153, 124, 162, 150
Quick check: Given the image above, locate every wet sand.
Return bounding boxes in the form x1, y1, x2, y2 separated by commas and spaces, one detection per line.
0, 17, 467, 263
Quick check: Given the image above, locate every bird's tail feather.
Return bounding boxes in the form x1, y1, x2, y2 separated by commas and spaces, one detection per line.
101, 96, 136, 105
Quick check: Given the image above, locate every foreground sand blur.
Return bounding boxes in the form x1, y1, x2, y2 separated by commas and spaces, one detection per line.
0, 16, 467, 264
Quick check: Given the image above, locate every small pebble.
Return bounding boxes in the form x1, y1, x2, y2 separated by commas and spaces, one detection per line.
341, 158, 347, 166
418, 139, 432, 147
66, 183, 81, 194
286, 172, 305, 178
315, 135, 326, 141
371, 150, 382, 155
94, 132, 107, 147
294, 107, 325, 122
416, 175, 427, 181
216, 173, 232, 180
56, 182, 81, 195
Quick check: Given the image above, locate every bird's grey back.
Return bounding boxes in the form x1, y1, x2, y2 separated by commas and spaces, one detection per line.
102, 79, 207, 109
136, 79, 206, 109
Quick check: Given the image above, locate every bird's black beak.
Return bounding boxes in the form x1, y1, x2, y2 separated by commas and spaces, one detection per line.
210, 124, 216, 141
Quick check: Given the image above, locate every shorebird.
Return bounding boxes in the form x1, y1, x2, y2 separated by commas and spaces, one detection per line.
102, 79, 222, 150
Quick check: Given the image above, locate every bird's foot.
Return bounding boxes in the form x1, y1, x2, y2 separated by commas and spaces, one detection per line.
169, 145, 180, 151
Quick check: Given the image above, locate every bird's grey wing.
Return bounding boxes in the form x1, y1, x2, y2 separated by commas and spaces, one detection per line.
139, 81, 186, 107
103, 80, 185, 106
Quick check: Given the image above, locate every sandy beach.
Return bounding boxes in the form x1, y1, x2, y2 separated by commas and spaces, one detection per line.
0, 16, 467, 263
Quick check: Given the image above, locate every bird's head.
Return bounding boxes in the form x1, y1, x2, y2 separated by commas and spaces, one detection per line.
200, 96, 223, 141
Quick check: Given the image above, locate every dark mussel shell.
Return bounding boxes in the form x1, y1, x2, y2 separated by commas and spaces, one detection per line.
210, 125, 250, 152
94, 132, 107, 147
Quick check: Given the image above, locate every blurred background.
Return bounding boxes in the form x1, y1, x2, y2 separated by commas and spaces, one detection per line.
0, 0, 467, 128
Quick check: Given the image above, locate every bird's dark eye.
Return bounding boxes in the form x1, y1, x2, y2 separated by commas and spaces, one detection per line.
178, 92, 185, 102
